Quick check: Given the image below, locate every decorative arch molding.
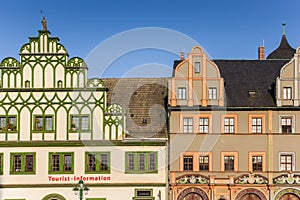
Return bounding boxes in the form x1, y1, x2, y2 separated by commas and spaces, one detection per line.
41, 193, 67, 200
235, 188, 267, 200
274, 188, 300, 200
177, 187, 209, 200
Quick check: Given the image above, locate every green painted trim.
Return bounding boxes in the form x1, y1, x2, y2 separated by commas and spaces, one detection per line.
0, 183, 166, 188
0, 153, 3, 175
48, 152, 74, 174
125, 152, 158, 174
85, 151, 110, 174
4, 199, 26, 200
10, 152, 36, 175
134, 188, 153, 197
0, 141, 166, 147
0, 88, 108, 92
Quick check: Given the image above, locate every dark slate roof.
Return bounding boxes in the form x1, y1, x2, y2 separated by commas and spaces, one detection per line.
214, 60, 290, 107
267, 35, 295, 59
102, 78, 168, 138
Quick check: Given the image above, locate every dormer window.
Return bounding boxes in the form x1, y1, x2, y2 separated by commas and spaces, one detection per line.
208, 88, 217, 100
283, 87, 292, 100
178, 87, 186, 100
194, 62, 200, 73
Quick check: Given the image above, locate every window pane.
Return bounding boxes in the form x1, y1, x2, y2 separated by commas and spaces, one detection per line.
183, 156, 193, 171
183, 118, 193, 133
128, 154, 135, 171
8, 116, 17, 131
139, 154, 145, 171
64, 154, 72, 171
0, 117, 6, 131
224, 156, 234, 171
88, 154, 96, 171
178, 88, 186, 100
224, 118, 235, 133
81, 116, 89, 130
194, 62, 200, 73
199, 118, 209, 133
13, 155, 22, 172
149, 153, 156, 171
71, 116, 80, 130
45, 116, 53, 130
35, 116, 43, 130
252, 156, 262, 171
52, 155, 60, 171
199, 156, 209, 171
100, 153, 108, 171
25, 154, 34, 172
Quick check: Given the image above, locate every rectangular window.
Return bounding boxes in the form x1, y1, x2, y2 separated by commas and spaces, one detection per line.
208, 87, 217, 100
283, 87, 292, 100
252, 156, 262, 171
49, 152, 74, 174
199, 118, 209, 133
34, 115, 53, 131
183, 118, 193, 133
224, 156, 234, 171
70, 115, 90, 131
281, 117, 292, 133
0, 116, 17, 132
125, 152, 157, 173
178, 87, 186, 100
183, 156, 193, 171
252, 118, 262, 133
199, 156, 209, 171
87, 153, 96, 171
10, 152, 35, 174
224, 117, 235, 133
194, 62, 200, 73
134, 189, 154, 200
280, 154, 293, 171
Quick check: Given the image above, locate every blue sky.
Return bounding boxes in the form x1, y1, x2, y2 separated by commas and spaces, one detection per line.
0, 0, 299, 78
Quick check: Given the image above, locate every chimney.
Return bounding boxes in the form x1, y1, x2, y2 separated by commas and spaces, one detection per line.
180, 52, 185, 60
258, 46, 265, 60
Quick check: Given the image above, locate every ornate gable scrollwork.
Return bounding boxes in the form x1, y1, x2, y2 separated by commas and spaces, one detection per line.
87, 78, 104, 88
176, 174, 209, 184
0, 57, 20, 68
273, 173, 300, 184
234, 173, 268, 184
67, 57, 87, 68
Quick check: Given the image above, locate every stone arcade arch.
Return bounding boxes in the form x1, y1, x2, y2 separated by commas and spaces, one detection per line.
41, 193, 67, 200
235, 188, 267, 200
274, 188, 300, 200
177, 187, 209, 200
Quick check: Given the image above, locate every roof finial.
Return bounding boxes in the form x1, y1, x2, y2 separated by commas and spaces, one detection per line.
41, 16, 47, 31
282, 22, 286, 35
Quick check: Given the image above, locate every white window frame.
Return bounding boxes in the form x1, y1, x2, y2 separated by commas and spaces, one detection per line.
279, 152, 295, 172
279, 115, 295, 134
194, 62, 200, 73
208, 87, 217, 100
178, 87, 186, 100
183, 117, 193, 133
283, 87, 292, 100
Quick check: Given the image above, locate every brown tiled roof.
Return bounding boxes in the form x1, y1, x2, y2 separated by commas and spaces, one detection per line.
102, 78, 169, 138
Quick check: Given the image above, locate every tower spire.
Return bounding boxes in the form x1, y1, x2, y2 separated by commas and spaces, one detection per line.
282, 22, 286, 35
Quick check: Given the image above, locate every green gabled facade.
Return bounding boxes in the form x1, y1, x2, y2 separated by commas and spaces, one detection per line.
0, 29, 125, 141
